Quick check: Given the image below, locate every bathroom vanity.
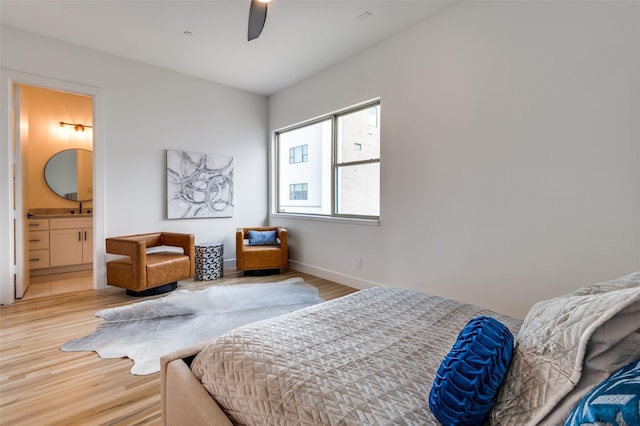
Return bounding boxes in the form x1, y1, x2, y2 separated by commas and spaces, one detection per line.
29, 215, 93, 274
26, 147, 94, 277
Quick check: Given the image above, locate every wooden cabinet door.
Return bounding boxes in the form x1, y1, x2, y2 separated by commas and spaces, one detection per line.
50, 229, 83, 266
82, 228, 93, 264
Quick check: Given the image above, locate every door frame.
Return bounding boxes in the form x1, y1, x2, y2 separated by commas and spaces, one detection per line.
0, 70, 106, 305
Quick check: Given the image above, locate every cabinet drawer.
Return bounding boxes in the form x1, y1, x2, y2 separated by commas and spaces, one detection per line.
28, 218, 49, 230
50, 217, 92, 230
29, 249, 50, 269
29, 230, 49, 250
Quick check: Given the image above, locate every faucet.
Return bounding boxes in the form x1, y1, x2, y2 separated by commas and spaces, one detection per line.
79, 202, 82, 214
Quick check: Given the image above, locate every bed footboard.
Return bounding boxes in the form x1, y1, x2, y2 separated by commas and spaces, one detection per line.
161, 344, 233, 426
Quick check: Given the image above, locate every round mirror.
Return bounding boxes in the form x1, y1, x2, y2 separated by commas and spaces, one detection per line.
44, 149, 93, 201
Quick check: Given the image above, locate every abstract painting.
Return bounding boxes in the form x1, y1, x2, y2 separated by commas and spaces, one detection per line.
166, 149, 234, 219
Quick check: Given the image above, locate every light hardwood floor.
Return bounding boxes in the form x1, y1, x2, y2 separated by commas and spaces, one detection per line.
24, 270, 94, 299
0, 271, 357, 425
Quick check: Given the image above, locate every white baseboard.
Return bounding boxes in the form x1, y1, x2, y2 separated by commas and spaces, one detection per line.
225, 258, 378, 290
287, 260, 380, 291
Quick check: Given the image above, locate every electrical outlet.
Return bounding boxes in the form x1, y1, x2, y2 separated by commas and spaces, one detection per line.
355, 258, 362, 269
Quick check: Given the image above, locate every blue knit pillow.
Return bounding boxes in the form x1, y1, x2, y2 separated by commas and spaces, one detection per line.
247, 230, 278, 246
429, 316, 514, 426
565, 360, 640, 426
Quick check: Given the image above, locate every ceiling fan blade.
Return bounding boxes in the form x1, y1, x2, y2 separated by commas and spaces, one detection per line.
248, 0, 268, 41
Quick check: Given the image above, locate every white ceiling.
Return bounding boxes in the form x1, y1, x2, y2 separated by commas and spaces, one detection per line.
0, 0, 455, 96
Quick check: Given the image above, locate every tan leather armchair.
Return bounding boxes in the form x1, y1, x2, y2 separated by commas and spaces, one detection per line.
106, 232, 195, 296
236, 227, 288, 274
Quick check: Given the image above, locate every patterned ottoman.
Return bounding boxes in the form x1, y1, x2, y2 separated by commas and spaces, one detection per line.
194, 243, 224, 281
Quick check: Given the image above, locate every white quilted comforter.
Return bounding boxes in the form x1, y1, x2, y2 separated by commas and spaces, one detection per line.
191, 287, 522, 425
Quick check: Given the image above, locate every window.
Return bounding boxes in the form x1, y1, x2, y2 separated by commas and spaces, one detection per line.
289, 144, 308, 164
275, 100, 380, 219
289, 183, 308, 200
368, 107, 378, 127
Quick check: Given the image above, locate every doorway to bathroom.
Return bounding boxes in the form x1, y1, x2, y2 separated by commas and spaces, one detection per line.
15, 83, 95, 300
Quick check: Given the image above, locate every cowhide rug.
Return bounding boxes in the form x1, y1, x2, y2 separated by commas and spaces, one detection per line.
60, 277, 324, 375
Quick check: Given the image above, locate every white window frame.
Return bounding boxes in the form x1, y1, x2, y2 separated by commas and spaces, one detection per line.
273, 99, 380, 223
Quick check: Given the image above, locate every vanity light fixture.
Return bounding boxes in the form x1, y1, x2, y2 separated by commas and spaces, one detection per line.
59, 121, 92, 132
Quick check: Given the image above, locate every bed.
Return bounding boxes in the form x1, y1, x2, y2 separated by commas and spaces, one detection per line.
161, 272, 640, 425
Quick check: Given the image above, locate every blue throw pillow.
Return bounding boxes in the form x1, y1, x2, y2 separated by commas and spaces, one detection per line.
247, 230, 278, 246
429, 316, 514, 426
565, 360, 640, 426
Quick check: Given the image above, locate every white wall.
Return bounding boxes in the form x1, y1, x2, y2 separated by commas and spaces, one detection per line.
1, 26, 268, 303
269, 1, 640, 318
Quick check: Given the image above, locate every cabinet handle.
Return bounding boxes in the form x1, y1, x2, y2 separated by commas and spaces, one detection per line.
29, 223, 40, 227
78, 231, 82, 242
84, 231, 87, 241
29, 239, 40, 243
30, 258, 40, 262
